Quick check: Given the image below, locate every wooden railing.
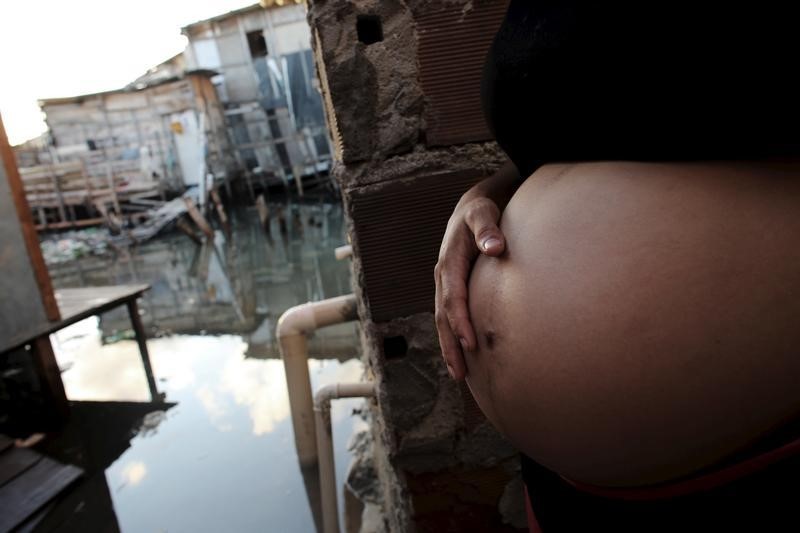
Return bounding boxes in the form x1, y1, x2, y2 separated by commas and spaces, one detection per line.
18, 160, 162, 230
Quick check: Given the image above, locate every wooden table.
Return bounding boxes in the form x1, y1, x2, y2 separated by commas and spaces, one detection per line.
9, 284, 159, 418
57, 285, 157, 398
54, 285, 150, 334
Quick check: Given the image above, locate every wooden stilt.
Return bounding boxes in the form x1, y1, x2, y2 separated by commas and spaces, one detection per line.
126, 299, 159, 402
244, 169, 255, 201
50, 167, 67, 224
255, 194, 270, 233
210, 189, 231, 238
176, 216, 203, 245
183, 197, 214, 239
293, 165, 304, 198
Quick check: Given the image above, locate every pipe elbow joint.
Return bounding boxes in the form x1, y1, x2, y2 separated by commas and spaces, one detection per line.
277, 303, 316, 338
314, 384, 340, 411
314, 382, 376, 411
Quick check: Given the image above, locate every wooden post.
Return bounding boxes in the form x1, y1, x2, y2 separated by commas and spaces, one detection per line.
94, 200, 122, 234
50, 165, 68, 224
255, 194, 270, 233
30, 336, 69, 422
176, 216, 203, 245
126, 298, 160, 402
0, 112, 60, 321
79, 158, 93, 208
293, 165, 304, 198
37, 206, 47, 228
183, 197, 214, 239
210, 189, 231, 238
100, 100, 122, 215
105, 160, 121, 215
244, 168, 255, 201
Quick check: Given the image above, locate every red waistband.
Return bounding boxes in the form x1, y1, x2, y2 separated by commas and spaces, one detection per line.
562, 435, 800, 501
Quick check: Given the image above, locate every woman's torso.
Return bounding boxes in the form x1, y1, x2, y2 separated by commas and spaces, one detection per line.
466, 161, 800, 487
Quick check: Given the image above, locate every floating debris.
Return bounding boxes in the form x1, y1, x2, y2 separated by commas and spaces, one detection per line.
40, 228, 111, 264
39, 189, 204, 263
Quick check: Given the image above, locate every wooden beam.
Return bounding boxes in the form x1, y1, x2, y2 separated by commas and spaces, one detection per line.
176, 216, 203, 245
0, 113, 60, 321
183, 197, 214, 239
35, 217, 106, 232
210, 189, 231, 238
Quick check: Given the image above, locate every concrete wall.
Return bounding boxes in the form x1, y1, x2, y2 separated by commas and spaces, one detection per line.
306, 1, 526, 531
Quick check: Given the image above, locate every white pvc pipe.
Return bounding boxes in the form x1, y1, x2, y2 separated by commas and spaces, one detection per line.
277, 293, 357, 337
277, 294, 358, 466
314, 382, 375, 533
334, 244, 353, 261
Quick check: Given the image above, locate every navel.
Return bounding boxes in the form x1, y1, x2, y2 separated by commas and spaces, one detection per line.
484, 330, 497, 350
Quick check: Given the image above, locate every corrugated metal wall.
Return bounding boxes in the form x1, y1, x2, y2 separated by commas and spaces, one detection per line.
184, 5, 332, 182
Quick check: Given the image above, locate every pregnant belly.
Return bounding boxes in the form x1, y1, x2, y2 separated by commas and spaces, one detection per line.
466, 161, 800, 487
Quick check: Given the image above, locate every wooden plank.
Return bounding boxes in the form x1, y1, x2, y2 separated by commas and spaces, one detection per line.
35, 217, 105, 231
0, 457, 82, 532
0, 113, 60, 321
18, 161, 84, 179
0, 447, 41, 487
14, 501, 56, 533
2, 284, 149, 354
55, 285, 149, 323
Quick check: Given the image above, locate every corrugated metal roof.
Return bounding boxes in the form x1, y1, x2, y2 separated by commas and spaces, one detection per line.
181, 1, 305, 34
38, 70, 218, 107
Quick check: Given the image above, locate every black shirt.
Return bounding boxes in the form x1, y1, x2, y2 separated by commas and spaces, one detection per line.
481, 1, 800, 178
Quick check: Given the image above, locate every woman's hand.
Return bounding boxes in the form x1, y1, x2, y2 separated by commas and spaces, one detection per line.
434, 160, 521, 380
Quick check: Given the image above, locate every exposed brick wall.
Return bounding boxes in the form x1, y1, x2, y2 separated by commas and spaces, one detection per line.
306, 1, 524, 530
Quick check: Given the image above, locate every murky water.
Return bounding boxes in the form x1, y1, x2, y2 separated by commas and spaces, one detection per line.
47, 201, 357, 359
40, 201, 365, 532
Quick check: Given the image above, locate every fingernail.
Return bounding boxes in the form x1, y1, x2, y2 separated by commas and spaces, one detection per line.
481, 237, 501, 251
459, 337, 469, 352
446, 363, 455, 379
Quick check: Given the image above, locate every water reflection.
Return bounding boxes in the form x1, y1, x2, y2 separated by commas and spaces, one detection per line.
49, 315, 365, 532
47, 202, 356, 359
119, 461, 147, 489
40, 200, 364, 532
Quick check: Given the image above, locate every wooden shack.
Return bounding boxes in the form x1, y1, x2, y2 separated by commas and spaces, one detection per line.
18, 71, 233, 230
